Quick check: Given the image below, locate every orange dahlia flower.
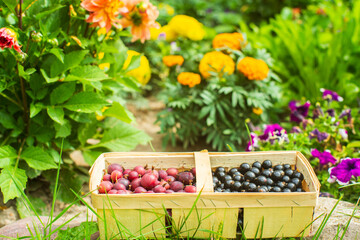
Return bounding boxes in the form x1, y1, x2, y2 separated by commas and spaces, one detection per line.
0, 28, 22, 53
177, 72, 201, 88
212, 32, 246, 50
199, 51, 235, 79
237, 57, 269, 81
119, 0, 159, 43
81, 0, 124, 32
162, 55, 184, 67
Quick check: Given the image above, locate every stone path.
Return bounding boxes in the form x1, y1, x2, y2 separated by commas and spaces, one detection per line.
1, 197, 359, 239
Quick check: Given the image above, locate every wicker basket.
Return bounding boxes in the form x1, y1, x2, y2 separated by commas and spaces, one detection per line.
89, 151, 320, 239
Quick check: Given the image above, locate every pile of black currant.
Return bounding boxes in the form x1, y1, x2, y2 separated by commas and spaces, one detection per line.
212, 160, 304, 193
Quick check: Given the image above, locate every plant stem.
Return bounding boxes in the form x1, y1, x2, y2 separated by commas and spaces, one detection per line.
18, 0, 23, 30
0, 92, 23, 109
13, 138, 26, 173
18, 65, 30, 134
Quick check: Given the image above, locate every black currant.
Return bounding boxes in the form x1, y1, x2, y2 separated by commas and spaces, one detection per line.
255, 175, 267, 185
283, 164, 291, 170
262, 160, 272, 169
250, 167, 260, 176
242, 181, 250, 191
233, 175, 242, 182
252, 161, 262, 169
293, 171, 304, 181
272, 170, 284, 181
266, 178, 274, 186
216, 167, 226, 173
224, 180, 234, 189
232, 181, 242, 191
271, 186, 281, 192
248, 183, 257, 192
282, 188, 291, 192
273, 164, 284, 171
244, 171, 256, 181
261, 169, 271, 178
287, 182, 296, 191
285, 169, 294, 177
258, 187, 268, 192
276, 181, 286, 189
291, 178, 301, 187
239, 163, 251, 174
229, 168, 239, 175
282, 175, 291, 183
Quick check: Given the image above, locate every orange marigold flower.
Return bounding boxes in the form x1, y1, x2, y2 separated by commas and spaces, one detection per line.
119, 0, 159, 43
212, 32, 246, 50
252, 107, 263, 115
81, 0, 124, 32
177, 72, 201, 88
199, 51, 235, 79
162, 55, 184, 67
0, 28, 22, 53
237, 57, 269, 81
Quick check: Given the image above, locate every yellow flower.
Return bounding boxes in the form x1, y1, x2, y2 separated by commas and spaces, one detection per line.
99, 63, 110, 70
237, 57, 269, 81
123, 50, 151, 85
159, 3, 174, 15
162, 55, 184, 67
96, 106, 109, 121
168, 15, 205, 41
97, 52, 105, 60
252, 107, 263, 115
199, 51, 235, 79
212, 32, 246, 50
150, 25, 177, 41
177, 72, 201, 88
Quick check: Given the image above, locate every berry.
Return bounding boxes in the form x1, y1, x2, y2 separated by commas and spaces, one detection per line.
134, 187, 147, 193
141, 173, 158, 189
276, 181, 286, 189
103, 174, 111, 182
153, 185, 166, 193
258, 187, 267, 192
178, 171, 194, 185
224, 180, 234, 189
273, 165, 284, 171
248, 183, 257, 192
130, 178, 141, 191
291, 178, 301, 187
170, 181, 184, 192
262, 160, 272, 169
191, 168, 196, 176
285, 169, 294, 177
229, 168, 239, 175
184, 185, 196, 193
252, 161, 262, 169
118, 178, 130, 189
282, 175, 291, 183
272, 170, 284, 181
266, 178, 274, 186
261, 169, 271, 178
293, 171, 304, 181
98, 181, 113, 194
239, 163, 251, 174
283, 164, 291, 170
107, 163, 123, 174
250, 167, 260, 176
108, 189, 118, 194
216, 167, 226, 173
213, 176, 220, 185
113, 182, 126, 191
232, 181, 242, 191
255, 176, 267, 185
271, 186, 281, 192
287, 182, 296, 192
134, 165, 146, 176
223, 175, 233, 182
166, 168, 178, 178
164, 175, 175, 183
158, 170, 168, 180
111, 170, 123, 183
244, 171, 256, 181
233, 175, 242, 182
128, 171, 139, 181
165, 190, 174, 193
283, 188, 291, 192
242, 181, 250, 191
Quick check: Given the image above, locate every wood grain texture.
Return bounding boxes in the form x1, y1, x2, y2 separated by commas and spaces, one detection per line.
194, 151, 214, 193
243, 206, 313, 238
97, 209, 165, 240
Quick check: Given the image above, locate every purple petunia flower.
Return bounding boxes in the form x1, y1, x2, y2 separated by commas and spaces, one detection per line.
320, 88, 343, 102
259, 124, 286, 141
291, 126, 302, 133
339, 109, 352, 123
329, 158, 360, 184
311, 149, 337, 165
158, 32, 166, 40
309, 128, 329, 142
326, 109, 335, 117
289, 101, 311, 122
338, 129, 348, 140
245, 133, 259, 151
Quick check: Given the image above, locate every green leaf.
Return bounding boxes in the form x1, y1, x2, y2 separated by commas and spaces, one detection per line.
124, 54, 141, 72
56, 222, 98, 240
36, 4, 65, 19
47, 107, 65, 125
2, 0, 17, 14
89, 121, 151, 151
40, 69, 59, 83
63, 92, 108, 113
0, 112, 18, 129
50, 82, 76, 105
64, 50, 89, 71
30, 102, 44, 118
65, 65, 109, 82
83, 150, 102, 166
21, 147, 57, 170
103, 102, 131, 123
77, 123, 97, 146
16, 196, 47, 218
49, 48, 65, 63
54, 120, 71, 138
347, 141, 360, 148
0, 167, 28, 203
0, 146, 17, 168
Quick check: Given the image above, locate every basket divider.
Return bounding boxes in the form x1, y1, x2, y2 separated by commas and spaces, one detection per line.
194, 150, 214, 193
